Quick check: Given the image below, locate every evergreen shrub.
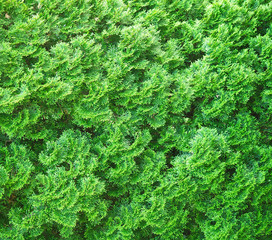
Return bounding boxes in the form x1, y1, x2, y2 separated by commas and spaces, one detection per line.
0, 0, 272, 239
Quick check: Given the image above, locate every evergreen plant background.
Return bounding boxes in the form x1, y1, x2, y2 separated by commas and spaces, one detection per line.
0, 0, 272, 239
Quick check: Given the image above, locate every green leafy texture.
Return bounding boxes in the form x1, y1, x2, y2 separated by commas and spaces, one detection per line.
0, 0, 272, 239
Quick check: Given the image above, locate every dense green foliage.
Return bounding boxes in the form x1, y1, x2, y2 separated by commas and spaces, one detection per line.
1, 0, 272, 239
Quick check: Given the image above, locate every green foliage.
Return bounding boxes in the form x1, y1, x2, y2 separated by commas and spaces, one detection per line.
0, 0, 272, 239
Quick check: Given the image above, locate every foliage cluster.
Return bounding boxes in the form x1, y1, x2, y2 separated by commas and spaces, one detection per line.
0, 0, 272, 239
